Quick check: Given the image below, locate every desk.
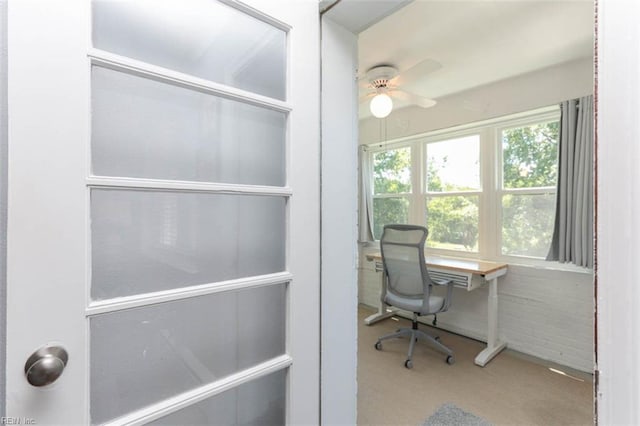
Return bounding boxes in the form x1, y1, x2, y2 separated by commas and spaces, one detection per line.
365, 253, 508, 367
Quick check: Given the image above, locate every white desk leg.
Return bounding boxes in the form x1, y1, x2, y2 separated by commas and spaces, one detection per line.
364, 263, 396, 325
474, 276, 507, 366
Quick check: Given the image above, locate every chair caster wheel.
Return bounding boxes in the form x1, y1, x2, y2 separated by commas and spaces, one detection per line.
446, 355, 455, 365
374, 341, 382, 351
434, 336, 441, 341
404, 359, 413, 369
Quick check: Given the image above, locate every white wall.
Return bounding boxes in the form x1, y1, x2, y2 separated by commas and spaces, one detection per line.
360, 57, 593, 143
358, 57, 595, 373
320, 17, 358, 426
597, 0, 640, 424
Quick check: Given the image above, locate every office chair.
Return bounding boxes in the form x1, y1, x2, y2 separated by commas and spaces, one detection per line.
374, 224, 455, 368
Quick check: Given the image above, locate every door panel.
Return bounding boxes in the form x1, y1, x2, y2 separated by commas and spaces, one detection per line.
149, 369, 286, 426
92, 0, 286, 100
90, 284, 286, 424
6, 1, 319, 424
92, 66, 287, 186
91, 189, 286, 300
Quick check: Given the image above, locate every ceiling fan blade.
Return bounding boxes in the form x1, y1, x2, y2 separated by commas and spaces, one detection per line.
390, 89, 437, 109
359, 92, 375, 104
393, 58, 442, 86
358, 77, 372, 89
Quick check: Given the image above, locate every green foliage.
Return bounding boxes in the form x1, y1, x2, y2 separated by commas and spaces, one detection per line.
501, 121, 559, 257
503, 122, 558, 188
502, 193, 555, 257
425, 157, 444, 192
373, 148, 411, 194
426, 196, 478, 251
426, 158, 478, 251
373, 197, 409, 240
371, 121, 559, 258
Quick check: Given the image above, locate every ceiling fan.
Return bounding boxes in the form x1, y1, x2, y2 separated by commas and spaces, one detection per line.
360, 59, 440, 118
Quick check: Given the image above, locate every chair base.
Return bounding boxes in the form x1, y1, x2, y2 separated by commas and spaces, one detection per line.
375, 314, 454, 368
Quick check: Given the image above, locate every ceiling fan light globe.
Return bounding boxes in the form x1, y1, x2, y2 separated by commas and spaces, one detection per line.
370, 93, 393, 118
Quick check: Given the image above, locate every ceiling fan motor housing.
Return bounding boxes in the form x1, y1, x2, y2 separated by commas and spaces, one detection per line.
367, 65, 398, 90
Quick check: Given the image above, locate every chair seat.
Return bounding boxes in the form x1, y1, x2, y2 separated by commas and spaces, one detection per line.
384, 291, 445, 314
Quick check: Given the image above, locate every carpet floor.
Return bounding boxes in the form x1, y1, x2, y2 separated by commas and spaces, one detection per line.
357, 306, 594, 426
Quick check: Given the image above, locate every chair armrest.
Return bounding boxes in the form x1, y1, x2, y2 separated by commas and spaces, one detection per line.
420, 278, 454, 315
435, 278, 454, 312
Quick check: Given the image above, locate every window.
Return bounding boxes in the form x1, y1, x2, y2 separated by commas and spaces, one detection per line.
366, 107, 560, 263
372, 147, 411, 239
500, 121, 558, 257
425, 135, 480, 252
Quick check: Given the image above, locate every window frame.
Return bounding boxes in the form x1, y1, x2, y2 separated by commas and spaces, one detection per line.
494, 110, 561, 263
369, 143, 414, 240
422, 130, 483, 255
365, 105, 577, 268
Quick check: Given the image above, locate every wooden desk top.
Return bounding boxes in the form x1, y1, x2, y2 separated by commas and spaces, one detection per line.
365, 252, 507, 276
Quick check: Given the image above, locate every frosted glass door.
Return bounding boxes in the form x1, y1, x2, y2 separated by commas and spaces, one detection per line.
88, 1, 291, 423
5, 1, 319, 424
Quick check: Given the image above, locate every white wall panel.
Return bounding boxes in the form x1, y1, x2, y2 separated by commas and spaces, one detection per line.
320, 17, 358, 426
597, 0, 640, 424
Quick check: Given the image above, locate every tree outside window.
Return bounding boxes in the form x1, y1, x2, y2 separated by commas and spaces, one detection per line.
372, 147, 411, 239
425, 135, 480, 252
501, 121, 558, 257
366, 108, 560, 263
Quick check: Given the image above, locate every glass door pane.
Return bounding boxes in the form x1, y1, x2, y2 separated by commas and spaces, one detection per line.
91, 189, 286, 300
92, 66, 286, 185
150, 370, 287, 426
93, 0, 286, 99
91, 284, 286, 423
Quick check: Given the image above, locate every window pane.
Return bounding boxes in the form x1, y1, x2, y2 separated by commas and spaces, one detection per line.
373, 197, 409, 240
91, 189, 285, 301
426, 135, 480, 192
91, 284, 286, 424
151, 369, 286, 426
502, 121, 558, 189
92, 66, 286, 186
426, 196, 479, 252
92, 0, 286, 100
502, 193, 555, 257
373, 147, 411, 194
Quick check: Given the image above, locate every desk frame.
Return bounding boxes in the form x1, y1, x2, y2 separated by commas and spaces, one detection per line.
365, 254, 508, 367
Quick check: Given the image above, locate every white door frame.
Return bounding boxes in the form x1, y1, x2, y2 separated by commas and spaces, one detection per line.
595, 0, 640, 424
0, 0, 7, 415
320, 15, 359, 426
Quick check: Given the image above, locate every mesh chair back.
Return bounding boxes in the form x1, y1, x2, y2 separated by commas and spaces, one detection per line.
380, 225, 431, 298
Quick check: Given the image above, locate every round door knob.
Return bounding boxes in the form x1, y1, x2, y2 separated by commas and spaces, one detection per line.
24, 345, 68, 387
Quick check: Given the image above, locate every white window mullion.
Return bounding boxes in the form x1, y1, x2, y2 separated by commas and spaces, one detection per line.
411, 141, 425, 226
481, 127, 499, 259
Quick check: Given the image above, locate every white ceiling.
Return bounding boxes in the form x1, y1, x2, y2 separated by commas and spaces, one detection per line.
327, 0, 594, 117
320, 0, 413, 33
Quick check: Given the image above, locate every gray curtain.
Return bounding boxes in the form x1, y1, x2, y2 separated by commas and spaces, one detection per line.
358, 145, 374, 242
547, 95, 594, 268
